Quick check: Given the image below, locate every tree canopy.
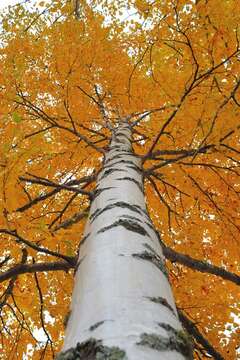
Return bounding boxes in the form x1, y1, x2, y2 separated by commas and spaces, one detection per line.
0, 0, 239, 358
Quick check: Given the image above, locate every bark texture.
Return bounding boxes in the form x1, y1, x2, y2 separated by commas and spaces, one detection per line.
58, 122, 192, 359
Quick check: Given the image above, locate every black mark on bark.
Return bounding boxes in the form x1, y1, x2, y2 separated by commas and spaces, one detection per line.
146, 296, 176, 316
116, 177, 143, 191
137, 326, 193, 359
133, 244, 168, 278
90, 202, 143, 223
97, 219, 149, 237
92, 187, 114, 200
126, 164, 142, 174
56, 338, 126, 359
89, 321, 105, 332
98, 168, 125, 181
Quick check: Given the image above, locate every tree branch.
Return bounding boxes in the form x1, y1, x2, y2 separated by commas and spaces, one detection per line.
0, 249, 28, 310
52, 207, 90, 232
0, 261, 74, 283
19, 176, 93, 199
178, 309, 224, 360
17, 173, 97, 212
0, 229, 76, 265
33, 265, 54, 354
142, 144, 213, 161
163, 245, 240, 286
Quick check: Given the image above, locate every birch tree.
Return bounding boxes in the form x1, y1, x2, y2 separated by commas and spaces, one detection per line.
0, 0, 239, 359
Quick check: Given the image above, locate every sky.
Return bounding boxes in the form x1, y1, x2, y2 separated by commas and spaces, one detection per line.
0, 0, 18, 9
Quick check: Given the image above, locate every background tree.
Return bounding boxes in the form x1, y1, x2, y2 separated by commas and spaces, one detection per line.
0, 0, 239, 358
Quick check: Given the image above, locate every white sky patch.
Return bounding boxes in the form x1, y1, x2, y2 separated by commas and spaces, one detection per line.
182, 4, 193, 14
221, 312, 240, 352
0, 0, 19, 9
33, 327, 48, 342
0, 0, 43, 13
44, 310, 55, 325
23, 344, 34, 360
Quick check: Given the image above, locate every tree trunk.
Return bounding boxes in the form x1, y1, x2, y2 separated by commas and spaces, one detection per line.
57, 122, 192, 359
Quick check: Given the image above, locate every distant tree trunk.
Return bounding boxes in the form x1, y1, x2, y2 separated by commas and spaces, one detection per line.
57, 121, 192, 359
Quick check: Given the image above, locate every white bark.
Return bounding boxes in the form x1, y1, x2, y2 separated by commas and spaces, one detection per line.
61, 122, 192, 359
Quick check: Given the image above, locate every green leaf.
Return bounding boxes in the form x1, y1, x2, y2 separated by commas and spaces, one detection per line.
12, 112, 22, 123
62, 240, 73, 256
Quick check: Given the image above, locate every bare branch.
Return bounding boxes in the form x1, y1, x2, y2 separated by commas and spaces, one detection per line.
163, 245, 240, 286
143, 144, 213, 162
73, 0, 81, 19
19, 175, 93, 199
16, 188, 59, 212
147, 175, 178, 230
34, 266, 54, 354
0, 229, 76, 265
128, 46, 149, 100
52, 207, 90, 232
17, 173, 97, 212
178, 309, 224, 360
0, 249, 28, 311
0, 261, 74, 283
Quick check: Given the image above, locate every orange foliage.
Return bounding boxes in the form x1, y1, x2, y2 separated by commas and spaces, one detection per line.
0, 0, 239, 359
